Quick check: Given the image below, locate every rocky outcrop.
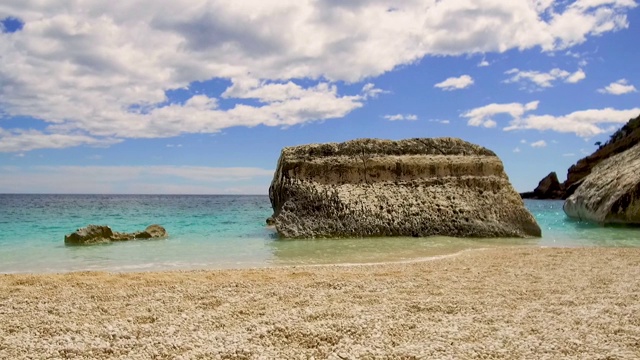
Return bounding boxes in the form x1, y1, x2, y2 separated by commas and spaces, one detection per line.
564, 142, 640, 224
520, 172, 563, 199
522, 114, 640, 199
268, 138, 541, 238
64, 224, 167, 245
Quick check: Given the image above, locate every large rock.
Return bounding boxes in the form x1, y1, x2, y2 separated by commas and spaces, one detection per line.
65, 224, 167, 245
268, 138, 541, 238
564, 142, 640, 224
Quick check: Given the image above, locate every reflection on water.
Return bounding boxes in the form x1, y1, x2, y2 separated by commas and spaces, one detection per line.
267, 235, 538, 266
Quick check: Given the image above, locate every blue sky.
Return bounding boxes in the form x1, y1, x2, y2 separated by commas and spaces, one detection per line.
1, 0, 639, 194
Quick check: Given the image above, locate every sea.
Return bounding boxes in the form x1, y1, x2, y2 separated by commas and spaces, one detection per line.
1, 194, 639, 274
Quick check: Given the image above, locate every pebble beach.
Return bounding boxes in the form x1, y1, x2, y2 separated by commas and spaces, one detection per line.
1, 247, 639, 359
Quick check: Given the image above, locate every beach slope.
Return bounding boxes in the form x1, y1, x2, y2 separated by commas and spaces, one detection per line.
1, 247, 639, 359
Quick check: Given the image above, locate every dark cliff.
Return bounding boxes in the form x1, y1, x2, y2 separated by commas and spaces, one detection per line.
521, 113, 640, 200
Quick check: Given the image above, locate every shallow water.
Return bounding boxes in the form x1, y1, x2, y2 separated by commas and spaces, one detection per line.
0, 195, 638, 273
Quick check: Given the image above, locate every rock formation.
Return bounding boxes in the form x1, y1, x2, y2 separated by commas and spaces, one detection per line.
268, 138, 541, 238
64, 224, 167, 245
522, 113, 640, 200
519, 172, 563, 199
564, 142, 640, 224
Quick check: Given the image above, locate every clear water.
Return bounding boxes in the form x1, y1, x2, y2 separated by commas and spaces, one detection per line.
0, 195, 638, 274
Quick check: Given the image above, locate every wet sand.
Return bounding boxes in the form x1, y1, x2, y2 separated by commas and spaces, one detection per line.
1, 247, 639, 359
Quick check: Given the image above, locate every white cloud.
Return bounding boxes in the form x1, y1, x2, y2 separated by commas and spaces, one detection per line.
434, 75, 474, 91
462, 101, 539, 128
571, 0, 637, 11
0, 165, 274, 194
504, 67, 585, 89
478, 59, 490, 67
483, 120, 497, 128
384, 114, 418, 121
0, 82, 371, 152
463, 100, 640, 138
549, 0, 635, 47
531, 140, 547, 148
513, 147, 521, 153
598, 79, 637, 95
504, 106, 640, 138
0, 0, 637, 151
361, 83, 387, 99
566, 69, 586, 83
429, 119, 450, 124
0, 129, 121, 152
563, 153, 576, 157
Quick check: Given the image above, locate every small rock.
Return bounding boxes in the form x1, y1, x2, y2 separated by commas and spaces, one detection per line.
135, 224, 168, 239
64, 224, 167, 245
64, 225, 114, 245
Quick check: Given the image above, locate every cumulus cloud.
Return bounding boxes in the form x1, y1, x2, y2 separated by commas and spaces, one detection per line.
463, 100, 640, 138
0, 165, 274, 194
530, 140, 547, 147
434, 75, 474, 91
503, 106, 640, 137
0, 0, 637, 151
462, 101, 540, 128
598, 79, 637, 95
565, 69, 587, 83
0, 82, 371, 152
504, 68, 586, 89
384, 114, 418, 121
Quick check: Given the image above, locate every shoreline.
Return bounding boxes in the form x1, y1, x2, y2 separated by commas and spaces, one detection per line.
0, 243, 536, 275
2, 246, 639, 359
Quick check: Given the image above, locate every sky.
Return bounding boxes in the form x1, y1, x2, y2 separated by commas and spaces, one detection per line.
1, 0, 639, 194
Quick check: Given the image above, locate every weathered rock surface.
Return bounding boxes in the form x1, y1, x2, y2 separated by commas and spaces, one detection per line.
564, 142, 640, 224
65, 225, 167, 245
269, 138, 541, 238
522, 113, 640, 199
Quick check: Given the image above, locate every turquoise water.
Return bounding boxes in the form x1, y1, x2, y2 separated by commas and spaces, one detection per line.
0, 195, 639, 273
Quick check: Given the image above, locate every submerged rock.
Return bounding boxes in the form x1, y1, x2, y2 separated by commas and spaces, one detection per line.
268, 137, 541, 238
134, 224, 168, 239
64, 225, 115, 245
564, 142, 640, 224
65, 224, 167, 245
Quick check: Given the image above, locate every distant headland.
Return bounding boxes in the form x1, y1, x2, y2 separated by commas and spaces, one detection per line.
521, 114, 640, 200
